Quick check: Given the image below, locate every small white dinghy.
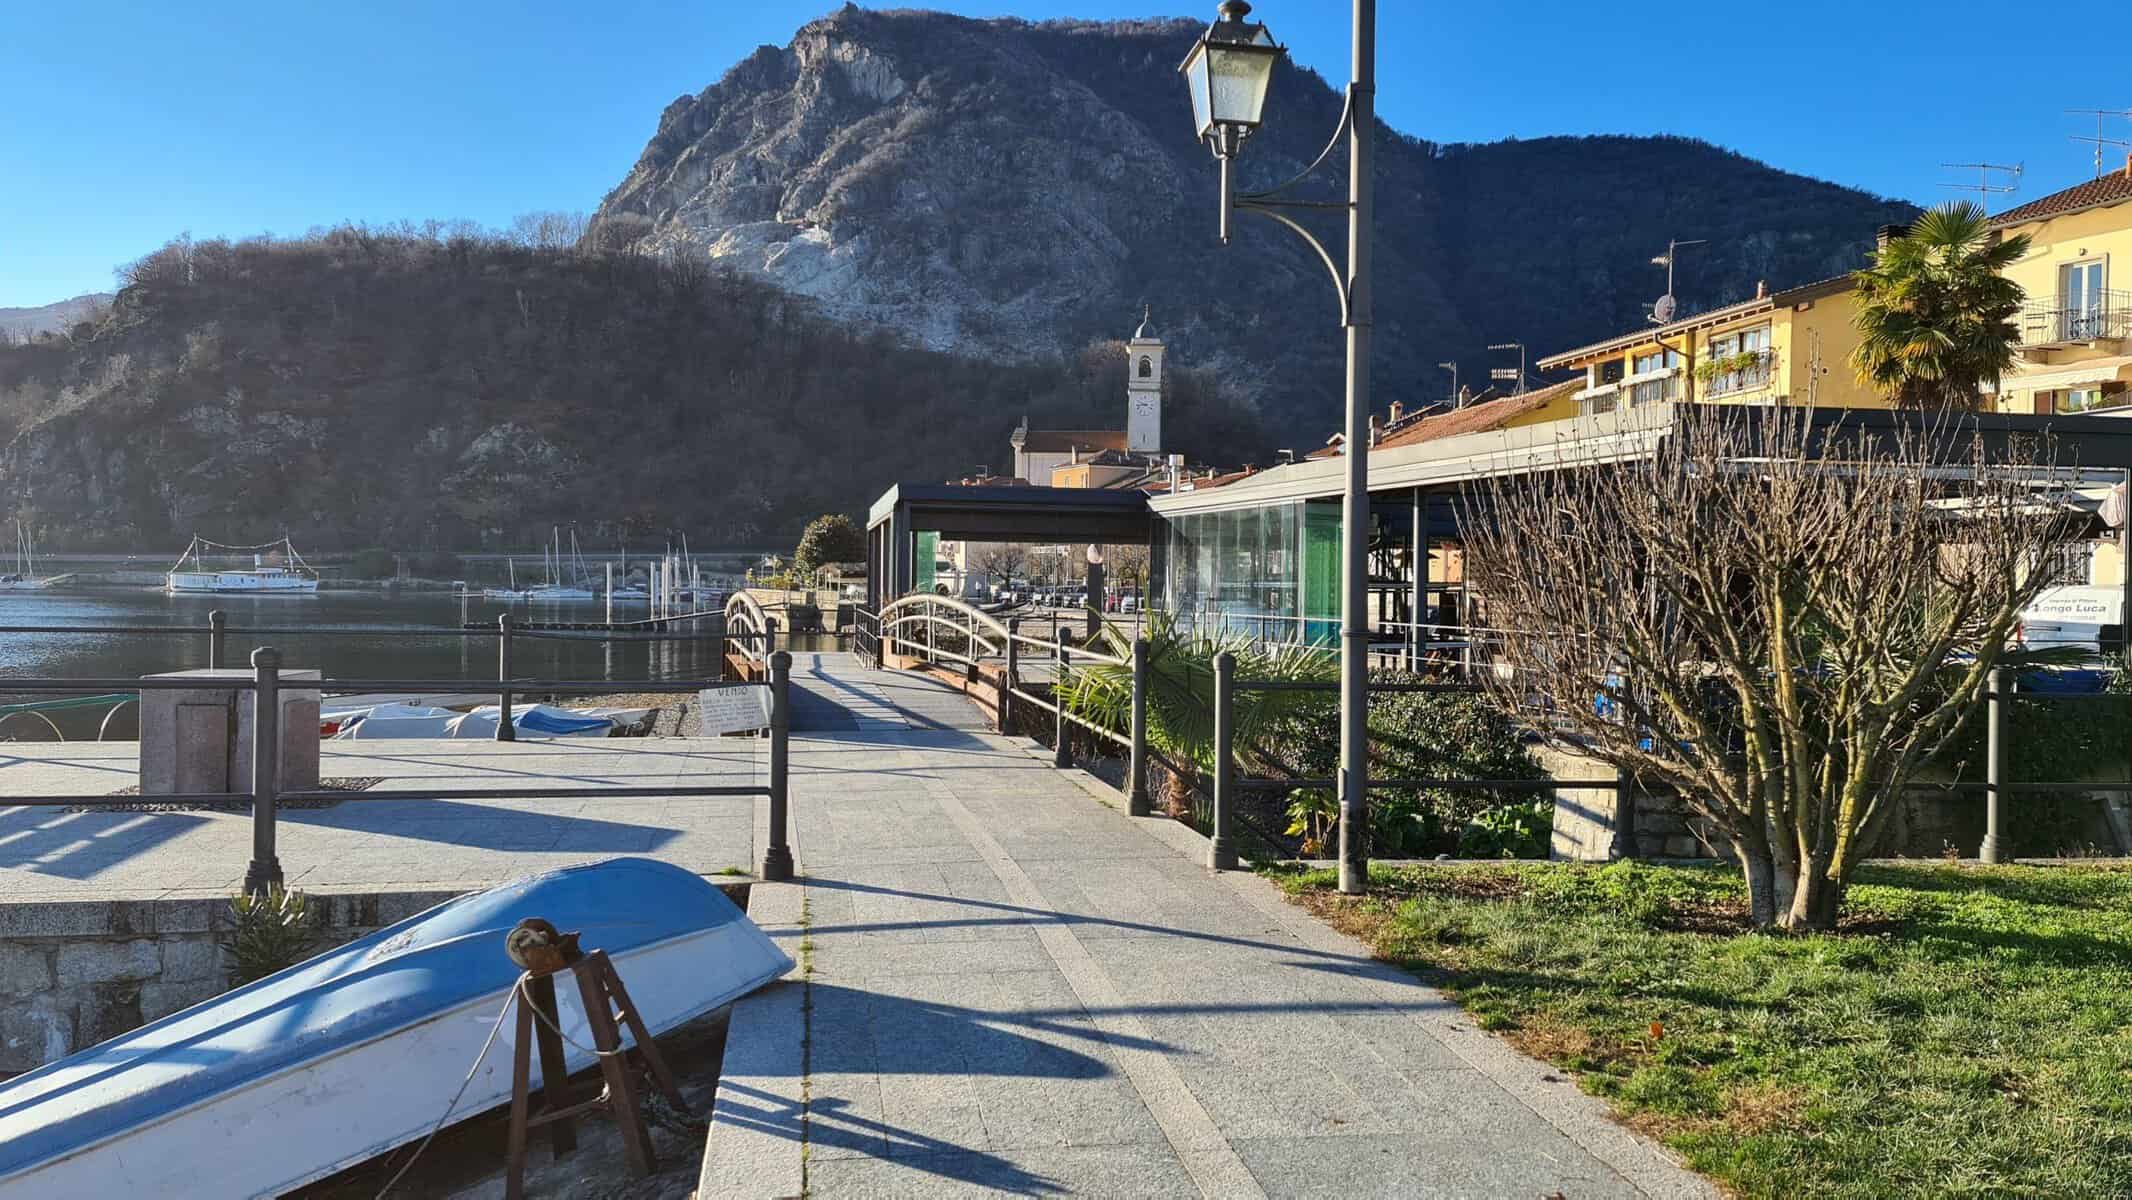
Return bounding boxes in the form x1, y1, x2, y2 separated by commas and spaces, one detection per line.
0, 858, 791, 1199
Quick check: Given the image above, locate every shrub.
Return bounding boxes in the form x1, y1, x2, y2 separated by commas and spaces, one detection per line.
348, 547, 397, 578
1272, 671, 1545, 857
221, 886, 317, 985
406, 550, 463, 579
1459, 799, 1554, 859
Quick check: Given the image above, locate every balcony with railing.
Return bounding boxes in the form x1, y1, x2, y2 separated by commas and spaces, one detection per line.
1700, 348, 1775, 398
2019, 291, 2132, 349
1625, 368, 1682, 407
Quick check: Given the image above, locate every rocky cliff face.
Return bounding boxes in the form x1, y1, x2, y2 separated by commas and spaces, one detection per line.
592, 7, 1917, 439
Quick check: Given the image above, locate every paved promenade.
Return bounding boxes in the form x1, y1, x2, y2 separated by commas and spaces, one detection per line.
0, 738, 762, 901
709, 652, 1716, 1198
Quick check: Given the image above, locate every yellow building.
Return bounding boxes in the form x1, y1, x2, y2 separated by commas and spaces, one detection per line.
1989, 162, 2132, 417
1536, 276, 1891, 414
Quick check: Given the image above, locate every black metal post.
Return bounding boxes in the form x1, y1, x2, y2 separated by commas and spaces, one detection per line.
1128, 635, 1151, 816
1210, 650, 1237, 870
243, 647, 284, 895
709, 610, 728, 683
1610, 769, 1638, 860
496, 613, 516, 742
1982, 667, 2007, 864
761, 651, 795, 882
2121, 468, 2132, 672
207, 609, 226, 671
1410, 490, 1427, 672
1001, 617, 1020, 733
1053, 642, 1072, 769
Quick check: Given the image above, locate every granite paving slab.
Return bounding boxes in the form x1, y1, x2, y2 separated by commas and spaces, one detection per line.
703, 654, 1718, 1199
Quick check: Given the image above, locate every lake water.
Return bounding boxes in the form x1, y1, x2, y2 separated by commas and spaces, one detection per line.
0, 587, 832, 739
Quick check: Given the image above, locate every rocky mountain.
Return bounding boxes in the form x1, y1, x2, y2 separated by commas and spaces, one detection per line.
0, 8, 1925, 548
0, 293, 113, 340
592, 7, 1918, 439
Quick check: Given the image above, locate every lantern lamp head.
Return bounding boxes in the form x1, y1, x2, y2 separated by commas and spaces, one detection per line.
1177, 1, 1284, 158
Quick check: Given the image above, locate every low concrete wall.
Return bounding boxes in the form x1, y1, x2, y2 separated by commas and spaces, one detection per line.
1545, 741, 2132, 863
0, 888, 457, 1074
0, 880, 756, 1075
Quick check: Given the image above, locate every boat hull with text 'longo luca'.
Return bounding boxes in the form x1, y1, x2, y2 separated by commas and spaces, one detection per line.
0, 857, 792, 1199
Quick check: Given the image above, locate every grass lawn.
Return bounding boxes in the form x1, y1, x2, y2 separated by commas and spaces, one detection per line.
1275, 860, 2132, 1199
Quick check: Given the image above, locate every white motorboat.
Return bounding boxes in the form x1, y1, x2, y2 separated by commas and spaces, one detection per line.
164, 535, 319, 594
0, 858, 791, 1199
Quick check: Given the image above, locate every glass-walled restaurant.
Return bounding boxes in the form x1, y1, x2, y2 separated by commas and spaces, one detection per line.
1159, 499, 1346, 643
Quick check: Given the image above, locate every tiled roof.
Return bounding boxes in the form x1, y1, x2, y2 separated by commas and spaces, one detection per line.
1372, 379, 1581, 450
1536, 275, 1851, 368
1992, 169, 2132, 228
1013, 429, 1128, 454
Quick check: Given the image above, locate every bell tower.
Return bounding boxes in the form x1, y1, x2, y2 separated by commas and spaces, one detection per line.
1126, 305, 1163, 454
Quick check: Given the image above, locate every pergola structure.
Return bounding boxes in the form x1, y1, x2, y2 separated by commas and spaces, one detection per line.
864, 484, 1156, 609
1147, 404, 2132, 661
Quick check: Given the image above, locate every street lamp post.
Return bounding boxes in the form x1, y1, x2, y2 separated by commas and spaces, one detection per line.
1181, 0, 1375, 894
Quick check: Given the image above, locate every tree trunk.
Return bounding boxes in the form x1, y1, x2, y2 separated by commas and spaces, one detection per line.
1737, 837, 1782, 928
1782, 852, 1844, 931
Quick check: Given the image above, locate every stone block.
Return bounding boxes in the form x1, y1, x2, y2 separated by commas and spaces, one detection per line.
0, 1002, 72, 1073
78, 985, 143, 1046
140, 979, 220, 1024
139, 668, 321, 796
55, 939, 162, 987
154, 897, 225, 935
373, 890, 462, 925
1660, 835, 1702, 859
0, 945, 52, 997
159, 937, 227, 984
0, 902, 117, 939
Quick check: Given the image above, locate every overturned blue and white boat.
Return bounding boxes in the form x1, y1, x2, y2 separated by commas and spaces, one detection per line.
0, 858, 791, 1199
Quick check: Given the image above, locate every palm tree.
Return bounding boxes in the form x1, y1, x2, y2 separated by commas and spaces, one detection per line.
1059, 613, 1334, 814
1850, 201, 2032, 411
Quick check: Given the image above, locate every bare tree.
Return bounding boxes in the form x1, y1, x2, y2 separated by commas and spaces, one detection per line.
1108, 543, 1151, 593
1463, 403, 2084, 929
509, 211, 588, 252
1028, 546, 1068, 587
974, 542, 1030, 587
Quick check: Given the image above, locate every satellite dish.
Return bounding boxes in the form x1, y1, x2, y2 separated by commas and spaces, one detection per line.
1651, 293, 1677, 323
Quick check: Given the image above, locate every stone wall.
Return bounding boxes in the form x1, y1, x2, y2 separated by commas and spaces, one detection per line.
1545, 740, 2132, 863
0, 888, 458, 1074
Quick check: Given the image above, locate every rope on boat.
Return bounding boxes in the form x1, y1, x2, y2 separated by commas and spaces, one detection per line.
371, 970, 628, 1197
372, 978, 522, 1199
515, 973, 631, 1059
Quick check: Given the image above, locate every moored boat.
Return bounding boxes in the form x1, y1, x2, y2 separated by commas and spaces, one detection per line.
0, 857, 790, 1199
164, 534, 319, 594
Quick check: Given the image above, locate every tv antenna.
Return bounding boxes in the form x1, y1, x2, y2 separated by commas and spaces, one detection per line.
1486, 341, 1527, 394
2067, 109, 2132, 177
1648, 237, 1704, 325
1939, 161, 2022, 198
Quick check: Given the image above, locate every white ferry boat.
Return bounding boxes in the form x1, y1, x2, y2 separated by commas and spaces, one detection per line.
165, 536, 320, 594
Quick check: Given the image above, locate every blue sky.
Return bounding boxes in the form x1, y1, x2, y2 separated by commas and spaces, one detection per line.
3, 0, 2125, 307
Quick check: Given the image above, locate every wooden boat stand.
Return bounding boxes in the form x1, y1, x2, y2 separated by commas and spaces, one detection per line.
504, 949, 689, 1199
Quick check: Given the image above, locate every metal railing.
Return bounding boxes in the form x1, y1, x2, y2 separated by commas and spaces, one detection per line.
0, 610, 738, 746
1203, 652, 1617, 871
1931, 670, 2132, 862
1702, 349, 1776, 397
2019, 291, 2132, 347
877, 593, 1011, 672
1, 646, 797, 889
721, 590, 779, 674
